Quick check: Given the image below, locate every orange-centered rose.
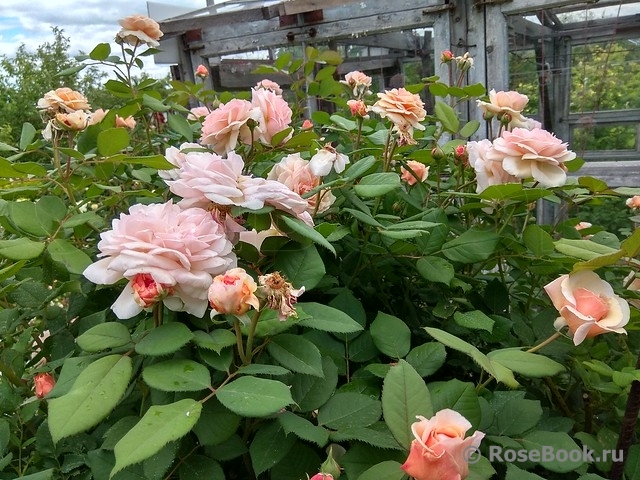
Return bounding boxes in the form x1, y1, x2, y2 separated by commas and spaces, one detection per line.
131, 273, 173, 308
117, 14, 164, 47
208, 268, 260, 317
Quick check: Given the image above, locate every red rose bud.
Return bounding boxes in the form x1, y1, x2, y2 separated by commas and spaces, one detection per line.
34, 373, 56, 398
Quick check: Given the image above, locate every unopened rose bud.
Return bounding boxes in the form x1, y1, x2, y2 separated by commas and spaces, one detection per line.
431, 146, 445, 160
454, 144, 468, 164
34, 373, 56, 398
440, 50, 454, 63
195, 64, 209, 79
302, 119, 314, 130
132, 273, 173, 308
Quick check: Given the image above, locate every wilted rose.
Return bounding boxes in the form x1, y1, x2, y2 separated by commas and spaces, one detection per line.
258, 272, 304, 320
544, 270, 630, 345
34, 373, 56, 399
88, 108, 109, 126
208, 267, 260, 317
402, 409, 484, 480
117, 14, 163, 47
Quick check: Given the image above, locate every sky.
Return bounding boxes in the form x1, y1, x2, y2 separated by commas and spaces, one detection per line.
0, 0, 207, 77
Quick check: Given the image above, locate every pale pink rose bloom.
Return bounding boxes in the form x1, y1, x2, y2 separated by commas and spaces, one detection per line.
159, 142, 203, 181
486, 127, 575, 188
575, 221, 592, 231
34, 373, 56, 399
340, 71, 372, 97
401, 409, 484, 480
469, 139, 518, 193
401, 160, 429, 186
83, 201, 236, 319
369, 88, 426, 142
268, 153, 336, 214
195, 64, 209, 79
116, 115, 136, 129
544, 270, 630, 345
187, 106, 210, 121
309, 144, 350, 177
88, 108, 109, 126
132, 273, 173, 308
347, 99, 368, 118
200, 99, 260, 155
208, 267, 260, 317
38, 87, 90, 113
476, 89, 529, 123
55, 111, 90, 130
117, 14, 163, 47
251, 88, 293, 145
239, 227, 284, 251
626, 195, 640, 209
255, 79, 283, 96
512, 116, 542, 130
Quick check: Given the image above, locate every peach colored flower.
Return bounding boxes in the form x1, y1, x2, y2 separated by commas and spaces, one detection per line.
485, 127, 575, 188
88, 108, 109, 126
468, 139, 518, 193
402, 409, 484, 480
208, 268, 260, 317
340, 71, 372, 97
83, 201, 236, 319
37, 87, 90, 113
251, 87, 293, 145
116, 115, 136, 129
187, 106, 210, 121
55, 111, 90, 131
200, 99, 260, 154
117, 14, 163, 47
34, 373, 56, 399
255, 79, 283, 96
132, 273, 173, 308
258, 272, 304, 320
369, 88, 426, 140
544, 270, 630, 345
268, 153, 336, 214
301, 119, 314, 130
195, 64, 209, 79
476, 89, 529, 125
347, 99, 368, 118
575, 221, 592, 231
309, 144, 350, 177
401, 161, 429, 186
626, 195, 640, 209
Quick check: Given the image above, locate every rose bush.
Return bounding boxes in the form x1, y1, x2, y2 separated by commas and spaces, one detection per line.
0, 13, 639, 480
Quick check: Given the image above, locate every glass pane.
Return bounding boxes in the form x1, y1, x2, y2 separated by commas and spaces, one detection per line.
572, 124, 637, 151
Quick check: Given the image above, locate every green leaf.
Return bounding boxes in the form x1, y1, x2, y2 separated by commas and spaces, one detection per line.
76, 322, 132, 352
270, 127, 293, 146
441, 229, 500, 264
192, 329, 236, 354
47, 239, 93, 275
238, 364, 290, 376
505, 464, 546, 480
330, 114, 357, 131
276, 214, 336, 255
278, 411, 329, 447
192, 398, 240, 447
453, 310, 495, 333
274, 243, 325, 290
317, 392, 381, 430
330, 423, 403, 450
434, 101, 459, 133
135, 322, 194, 356
112, 399, 202, 476
356, 460, 407, 480
20, 123, 37, 151
48, 355, 132, 443
491, 396, 542, 436
459, 119, 481, 138
344, 208, 384, 227
18, 469, 56, 480
267, 334, 324, 377
167, 113, 194, 142
90, 43, 111, 61
382, 360, 433, 449
405, 343, 446, 377
429, 380, 481, 427
143, 359, 211, 392
0, 239, 45, 260
521, 431, 584, 472
554, 238, 621, 260
97, 128, 130, 156
142, 93, 171, 112
297, 302, 364, 333
370, 312, 411, 358
479, 183, 552, 201
249, 420, 296, 475
354, 173, 401, 197
179, 455, 225, 480
523, 224, 555, 256
106, 154, 175, 169
292, 356, 339, 412
487, 349, 565, 378
217, 376, 294, 417
343, 156, 379, 180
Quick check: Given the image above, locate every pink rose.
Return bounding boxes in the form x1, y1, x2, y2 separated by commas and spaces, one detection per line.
401, 160, 429, 186
83, 201, 236, 319
468, 139, 518, 193
117, 14, 163, 47
440, 50, 454, 63
626, 195, 640, 209
476, 89, 529, 124
255, 79, 283, 96
309, 144, 350, 177
132, 273, 173, 308
268, 153, 336, 214
402, 409, 484, 480
195, 64, 209, 79
159, 142, 203, 181
301, 119, 314, 130
544, 270, 630, 345
369, 88, 426, 140
34, 373, 56, 399
309, 474, 333, 480
116, 115, 136, 129
485, 127, 575, 188
251, 88, 293, 145
187, 106, 210, 121
340, 71, 372, 97
347, 99, 368, 118
200, 99, 260, 155
208, 268, 260, 317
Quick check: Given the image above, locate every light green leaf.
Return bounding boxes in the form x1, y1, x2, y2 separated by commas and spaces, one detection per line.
0, 239, 45, 260
142, 93, 171, 112
356, 460, 407, 480
343, 156, 379, 180
523, 224, 555, 256
274, 243, 325, 290
48, 355, 132, 443
453, 310, 495, 333
416, 256, 455, 286
428, 380, 481, 427
297, 302, 364, 333
382, 360, 433, 449
405, 343, 446, 377
135, 322, 194, 356
344, 208, 384, 227
18, 469, 56, 480
142, 359, 211, 391
317, 392, 381, 430
278, 411, 329, 447
20, 123, 37, 151
167, 113, 193, 142
441, 229, 500, 264
47, 239, 93, 275
434, 101, 459, 133
112, 399, 202, 477
89, 43, 111, 61
217, 376, 294, 417
267, 334, 324, 377
97, 128, 129, 156
76, 322, 132, 352
459, 119, 481, 138
354, 173, 401, 197
192, 329, 236, 354
554, 238, 621, 260
105, 154, 175, 169
521, 431, 584, 472
276, 214, 336, 255
370, 312, 411, 359
487, 349, 565, 378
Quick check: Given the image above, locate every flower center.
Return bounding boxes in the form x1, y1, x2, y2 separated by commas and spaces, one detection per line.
573, 288, 609, 321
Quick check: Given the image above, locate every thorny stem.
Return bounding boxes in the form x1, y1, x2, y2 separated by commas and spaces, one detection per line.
244, 309, 263, 364
526, 331, 562, 354
152, 302, 164, 327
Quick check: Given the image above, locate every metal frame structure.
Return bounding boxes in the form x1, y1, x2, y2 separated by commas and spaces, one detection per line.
155, 0, 640, 186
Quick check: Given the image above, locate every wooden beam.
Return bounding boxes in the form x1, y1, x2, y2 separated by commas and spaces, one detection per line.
279, 0, 357, 16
